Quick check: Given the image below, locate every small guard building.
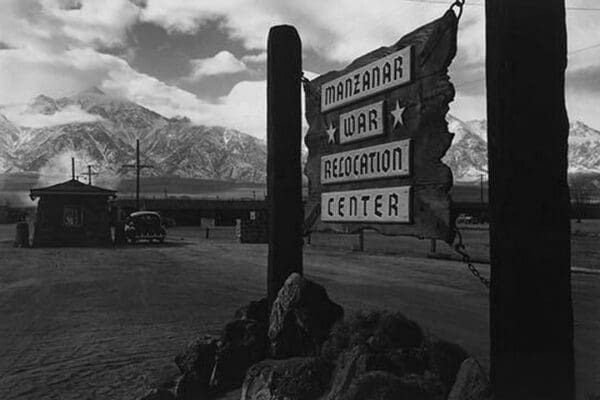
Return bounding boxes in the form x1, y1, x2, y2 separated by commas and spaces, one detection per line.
30, 179, 117, 247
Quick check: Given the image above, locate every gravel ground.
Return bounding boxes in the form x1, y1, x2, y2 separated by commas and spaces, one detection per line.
0, 224, 598, 399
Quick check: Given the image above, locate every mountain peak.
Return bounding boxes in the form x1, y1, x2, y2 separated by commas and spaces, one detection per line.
79, 86, 105, 96
34, 94, 55, 102
28, 94, 59, 115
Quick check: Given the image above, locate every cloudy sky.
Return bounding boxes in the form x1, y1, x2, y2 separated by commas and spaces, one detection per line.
0, 0, 599, 138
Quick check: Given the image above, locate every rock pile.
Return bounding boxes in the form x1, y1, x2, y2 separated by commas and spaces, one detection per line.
138, 273, 489, 400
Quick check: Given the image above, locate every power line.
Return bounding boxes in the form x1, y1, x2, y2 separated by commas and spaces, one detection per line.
567, 6, 600, 10
401, 0, 600, 11
569, 42, 600, 55
453, 40, 600, 89
455, 78, 485, 89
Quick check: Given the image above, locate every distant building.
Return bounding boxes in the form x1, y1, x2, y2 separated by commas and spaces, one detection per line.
30, 179, 116, 247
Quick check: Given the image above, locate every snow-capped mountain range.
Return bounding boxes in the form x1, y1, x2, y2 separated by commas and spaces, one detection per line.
0, 88, 599, 183
0, 88, 267, 183
443, 115, 600, 182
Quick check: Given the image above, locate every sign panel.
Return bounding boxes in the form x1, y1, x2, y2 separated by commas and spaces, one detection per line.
304, 10, 459, 241
321, 140, 410, 185
321, 46, 412, 112
339, 101, 384, 144
321, 186, 411, 223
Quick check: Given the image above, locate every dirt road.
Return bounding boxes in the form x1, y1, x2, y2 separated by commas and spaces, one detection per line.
0, 226, 598, 399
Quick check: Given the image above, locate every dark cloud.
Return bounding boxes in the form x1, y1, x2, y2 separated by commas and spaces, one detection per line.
0, 41, 15, 50
61, 0, 82, 10
123, 18, 259, 99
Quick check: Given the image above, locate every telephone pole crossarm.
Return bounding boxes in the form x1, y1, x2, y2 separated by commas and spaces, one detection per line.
121, 139, 154, 211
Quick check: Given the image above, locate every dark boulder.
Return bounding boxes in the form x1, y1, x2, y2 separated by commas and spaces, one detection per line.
209, 318, 268, 392
399, 372, 446, 400
234, 297, 269, 325
241, 357, 333, 400
139, 388, 176, 400
382, 346, 430, 377
428, 339, 469, 391
175, 371, 214, 400
174, 335, 218, 380
447, 357, 490, 400
173, 335, 218, 399
269, 273, 344, 359
322, 311, 423, 362
342, 371, 430, 400
325, 346, 368, 400
325, 345, 443, 400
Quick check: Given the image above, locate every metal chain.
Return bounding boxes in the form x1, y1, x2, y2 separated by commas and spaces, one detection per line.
453, 226, 490, 289
451, 0, 465, 20
300, 73, 321, 103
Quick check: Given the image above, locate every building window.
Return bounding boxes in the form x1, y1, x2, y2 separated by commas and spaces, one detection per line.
63, 206, 83, 227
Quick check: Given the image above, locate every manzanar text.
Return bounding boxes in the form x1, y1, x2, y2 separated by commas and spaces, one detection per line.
321, 46, 412, 112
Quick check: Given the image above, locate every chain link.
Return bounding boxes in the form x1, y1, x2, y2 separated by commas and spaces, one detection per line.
453, 226, 490, 289
451, 0, 465, 20
301, 72, 321, 103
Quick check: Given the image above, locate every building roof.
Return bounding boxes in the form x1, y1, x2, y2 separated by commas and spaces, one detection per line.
129, 211, 160, 218
30, 179, 117, 199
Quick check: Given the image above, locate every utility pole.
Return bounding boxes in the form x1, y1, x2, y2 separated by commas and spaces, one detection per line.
71, 157, 75, 180
486, 1, 574, 399
81, 165, 98, 185
480, 174, 484, 203
266, 25, 303, 304
123, 139, 153, 211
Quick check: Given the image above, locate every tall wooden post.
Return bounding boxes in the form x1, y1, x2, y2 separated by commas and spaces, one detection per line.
71, 157, 75, 180
480, 174, 484, 203
486, 1, 574, 399
267, 25, 303, 303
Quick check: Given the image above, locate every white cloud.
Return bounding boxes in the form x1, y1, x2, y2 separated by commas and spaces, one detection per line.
0, 0, 140, 51
141, 0, 484, 63
0, 47, 115, 104
102, 61, 318, 139
189, 51, 247, 80
139, 0, 600, 128
3, 104, 102, 128
42, 0, 141, 47
1, 0, 599, 139
241, 52, 267, 64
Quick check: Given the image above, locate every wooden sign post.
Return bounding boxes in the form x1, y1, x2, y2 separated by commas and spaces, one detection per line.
267, 25, 303, 303
304, 11, 459, 242
487, 1, 574, 398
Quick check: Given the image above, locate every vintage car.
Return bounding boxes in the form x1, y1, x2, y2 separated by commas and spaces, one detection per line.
124, 211, 166, 244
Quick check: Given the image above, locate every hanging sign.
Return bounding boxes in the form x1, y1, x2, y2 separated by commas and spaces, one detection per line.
304, 9, 460, 242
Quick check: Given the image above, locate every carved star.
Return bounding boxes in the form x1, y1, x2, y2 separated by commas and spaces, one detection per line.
326, 122, 336, 144
390, 101, 406, 127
